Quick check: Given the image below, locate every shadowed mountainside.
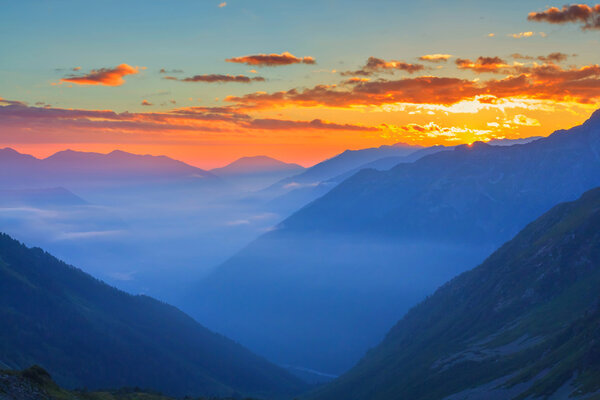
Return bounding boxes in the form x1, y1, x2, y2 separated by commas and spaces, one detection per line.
0, 233, 305, 399
310, 186, 600, 400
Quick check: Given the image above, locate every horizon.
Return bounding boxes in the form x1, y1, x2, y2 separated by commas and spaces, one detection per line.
2, 1, 600, 168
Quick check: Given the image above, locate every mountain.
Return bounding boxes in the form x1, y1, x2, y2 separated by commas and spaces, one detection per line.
0, 148, 217, 189
309, 187, 600, 400
261, 142, 422, 194
0, 187, 87, 208
0, 233, 305, 398
0, 365, 264, 400
211, 156, 305, 191
211, 156, 304, 177
263, 146, 447, 215
487, 136, 543, 146
189, 110, 600, 377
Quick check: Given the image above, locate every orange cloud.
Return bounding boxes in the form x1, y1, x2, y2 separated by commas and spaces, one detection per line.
226, 52, 316, 66
455, 57, 510, 73
141, 100, 153, 106
341, 57, 425, 76
225, 63, 600, 109
419, 54, 452, 63
168, 74, 265, 83
528, 4, 600, 30
509, 31, 535, 38
60, 64, 140, 86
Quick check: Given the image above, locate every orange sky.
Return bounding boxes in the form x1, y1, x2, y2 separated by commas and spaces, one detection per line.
1, 2, 599, 168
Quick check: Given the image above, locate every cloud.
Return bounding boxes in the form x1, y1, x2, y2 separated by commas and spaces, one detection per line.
510, 114, 541, 126
511, 52, 572, 63
245, 118, 380, 131
0, 101, 379, 145
0, 97, 26, 106
538, 52, 571, 63
382, 122, 492, 142
219, 2, 227, 7
141, 100, 153, 106
226, 52, 316, 66
528, 4, 600, 30
455, 57, 510, 73
159, 68, 183, 74
509, 31, 535, 38
167, 74, 265, 83
341, 57, 425, 76
225, 63, 600, 109
419, 54, 452, 63
59, 64, 140, 86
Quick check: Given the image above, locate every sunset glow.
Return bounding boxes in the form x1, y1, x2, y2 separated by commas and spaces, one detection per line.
1, 1, 599, 168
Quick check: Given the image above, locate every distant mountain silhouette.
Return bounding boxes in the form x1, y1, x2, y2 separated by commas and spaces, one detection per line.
310, 187, 600, 400
253, 142, 424, 213
265, 142, 421, 192
0, 148, 217, 189
0, 233, 305, 398
211, 156, 305, 191
211, 155, 304, 176
189, 110, 600, 376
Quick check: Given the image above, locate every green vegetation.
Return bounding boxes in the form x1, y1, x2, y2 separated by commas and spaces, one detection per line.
310, 187, 600, 400
0, 366, 262, 400
0, 233, 304, 399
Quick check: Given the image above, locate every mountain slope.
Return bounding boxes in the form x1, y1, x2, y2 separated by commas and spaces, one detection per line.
0, 233, 304, 398
310, 187, 600, 400
190, 110, 600, 376
262, 142, 421, 193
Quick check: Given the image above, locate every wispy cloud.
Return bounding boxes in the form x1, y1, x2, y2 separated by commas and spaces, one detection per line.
166, 74, 265, 83
419, 54, 452, 63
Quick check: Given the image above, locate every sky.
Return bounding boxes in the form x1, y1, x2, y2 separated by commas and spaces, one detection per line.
1, 0, 599, 168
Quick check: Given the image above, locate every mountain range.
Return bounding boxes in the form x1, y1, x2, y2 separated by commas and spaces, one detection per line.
0, 148, 217, 189
310, 186, 600, 400
189, 109, 600, 376
0, 232, 304, 398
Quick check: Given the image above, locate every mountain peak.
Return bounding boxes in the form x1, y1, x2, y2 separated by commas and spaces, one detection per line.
211, 155, 303, 176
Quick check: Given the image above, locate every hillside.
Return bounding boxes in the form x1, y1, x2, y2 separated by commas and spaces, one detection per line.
189, 109, 600, 376
0, 365, 262, 400
0, 233, 304, 398
310, 186, 600, 400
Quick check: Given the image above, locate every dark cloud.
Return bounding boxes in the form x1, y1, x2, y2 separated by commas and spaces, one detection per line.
455, 57, 509, 73
226, 52, 316, 66
159, 68, 184, 74
341, 57, 425, 76
168, 74, 265, 83
528, 4, 600, 30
